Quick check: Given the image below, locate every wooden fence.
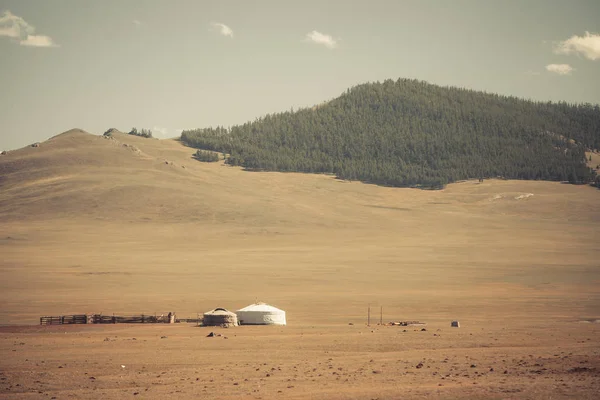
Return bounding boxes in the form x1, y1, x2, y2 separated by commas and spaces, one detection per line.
176, 317, 201, 324
40, 315, 88, 325
40, 313, 179, 325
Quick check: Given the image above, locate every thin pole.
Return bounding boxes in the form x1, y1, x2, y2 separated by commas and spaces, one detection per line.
380, 306, 383, 325
368, 304, 371, 326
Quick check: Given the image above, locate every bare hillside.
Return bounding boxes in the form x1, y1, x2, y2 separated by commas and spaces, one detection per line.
1, 129, 405, 226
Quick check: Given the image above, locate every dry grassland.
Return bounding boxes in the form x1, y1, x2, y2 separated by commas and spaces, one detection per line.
1, 130, 599, 399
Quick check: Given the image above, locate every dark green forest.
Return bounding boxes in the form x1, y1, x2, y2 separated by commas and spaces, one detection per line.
181, 78, 600, 189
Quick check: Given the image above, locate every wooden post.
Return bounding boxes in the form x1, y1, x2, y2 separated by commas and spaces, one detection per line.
380, 306, 383, 325
367, 304, 371, 326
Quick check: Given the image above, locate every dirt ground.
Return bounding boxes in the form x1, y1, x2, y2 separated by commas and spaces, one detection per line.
1, 321, 599, 399
1, 130, 599, 399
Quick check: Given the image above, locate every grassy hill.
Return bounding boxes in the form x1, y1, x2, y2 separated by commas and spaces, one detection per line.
1, 129, 423, 227
181, 78, 600, 188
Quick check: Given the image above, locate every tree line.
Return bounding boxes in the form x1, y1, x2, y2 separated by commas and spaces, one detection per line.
103, 128, 153, 139
181, 78, 599, 189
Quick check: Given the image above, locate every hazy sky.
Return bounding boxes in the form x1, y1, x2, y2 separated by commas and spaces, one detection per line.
1, 0, 599, 150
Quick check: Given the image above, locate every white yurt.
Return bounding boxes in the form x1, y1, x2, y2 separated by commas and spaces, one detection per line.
236, 302, 286, 326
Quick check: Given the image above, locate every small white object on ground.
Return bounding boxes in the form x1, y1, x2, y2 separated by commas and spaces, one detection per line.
514, 193, 533, 200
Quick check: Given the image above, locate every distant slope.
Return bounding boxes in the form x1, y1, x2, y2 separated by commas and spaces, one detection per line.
1, 128, 597, 228
0, 129, 203, 222
1, 128, 433, 226
181, 78, 600, 188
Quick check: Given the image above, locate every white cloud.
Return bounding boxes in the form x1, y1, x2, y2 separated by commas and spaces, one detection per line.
554, 31, 600, 61
0, 10, 33, 38
152, 126, 170, 138
545, 64, 574, 75
20, 34, 56, 47
0, 10, 57, 47
305, 30, 338, 49
211, 22, 233, 38
133, 19, 142, 26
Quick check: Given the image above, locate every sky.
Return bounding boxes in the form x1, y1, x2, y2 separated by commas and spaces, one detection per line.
0, 0, 599, 151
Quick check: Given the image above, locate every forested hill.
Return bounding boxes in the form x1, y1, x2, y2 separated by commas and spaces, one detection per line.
181, 78, 600, 188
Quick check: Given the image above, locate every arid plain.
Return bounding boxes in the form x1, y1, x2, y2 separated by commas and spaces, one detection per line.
1, 130, 599, 399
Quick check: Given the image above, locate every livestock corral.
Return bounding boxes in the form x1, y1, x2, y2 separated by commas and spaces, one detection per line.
39, 313, 177, 325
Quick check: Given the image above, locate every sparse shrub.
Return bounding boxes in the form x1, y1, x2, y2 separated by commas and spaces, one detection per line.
128, 127, 153, 138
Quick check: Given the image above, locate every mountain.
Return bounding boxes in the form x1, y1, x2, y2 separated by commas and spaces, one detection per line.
181, 78, 600, 188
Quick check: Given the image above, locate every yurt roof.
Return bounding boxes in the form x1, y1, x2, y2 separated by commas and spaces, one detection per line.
237, 303, 284, 313
204, 307, 236, 316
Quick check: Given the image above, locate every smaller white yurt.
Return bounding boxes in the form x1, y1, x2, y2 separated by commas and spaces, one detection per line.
236, 302, 286, 326
202, 308, 238, 327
